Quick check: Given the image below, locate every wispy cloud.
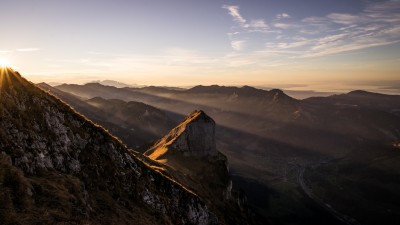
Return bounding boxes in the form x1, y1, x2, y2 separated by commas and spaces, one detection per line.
273, 23, 297, 29
231, 40, 246, 51
222, 5, 246, 26
17, 48, 41, 52
223, 5, 270, 51
276, 13, 291, 19
276, 40, 311, 49
301, 0, 400, 57
327, 13, 362, 25
249, 19, 268, 29
223, 0, 400, 60
222, 5, 269, 32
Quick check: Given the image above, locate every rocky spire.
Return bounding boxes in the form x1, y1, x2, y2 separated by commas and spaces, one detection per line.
146, 110, 217, 159
143, 110, 256, 224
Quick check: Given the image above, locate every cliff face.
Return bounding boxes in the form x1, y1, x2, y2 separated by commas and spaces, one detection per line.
146, 110, 217, 159
144, 110, 253, 224
0, 68, 217, 225
170, 111, 216, 156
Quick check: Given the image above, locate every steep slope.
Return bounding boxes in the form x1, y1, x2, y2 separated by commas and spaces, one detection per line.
0, 68, 218, 225
144, 110, 255, 224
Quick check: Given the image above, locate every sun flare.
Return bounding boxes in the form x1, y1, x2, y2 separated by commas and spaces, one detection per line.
0, 58, 11, 68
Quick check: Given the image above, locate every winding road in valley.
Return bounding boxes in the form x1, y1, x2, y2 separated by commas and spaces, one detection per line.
298, 166, 362, 225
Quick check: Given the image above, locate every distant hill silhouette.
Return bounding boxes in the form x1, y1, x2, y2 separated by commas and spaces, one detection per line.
88, 80, 136, 88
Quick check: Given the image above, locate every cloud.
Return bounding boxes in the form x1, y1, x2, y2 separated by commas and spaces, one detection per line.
223, 5, 268, 32
17, 48, 41, 52
327, 13, 363, 25
273, 1, 399, 57
304, 40, 398, 58
231, 40, 246, 51
222, 5, 246, 26
219, 1, 400, 70
276, 13, 291, 19
273, 23, 297, 29
276, 40, 310, 49
249, 19, 268, 29
301, 0, 400, 57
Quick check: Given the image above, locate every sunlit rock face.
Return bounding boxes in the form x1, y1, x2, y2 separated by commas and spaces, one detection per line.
0, 68, 218, 225
168, 110, 217, 157
146, 110, 217, 159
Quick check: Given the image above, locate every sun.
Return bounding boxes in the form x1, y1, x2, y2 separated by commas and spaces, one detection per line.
0, 58, 11, 68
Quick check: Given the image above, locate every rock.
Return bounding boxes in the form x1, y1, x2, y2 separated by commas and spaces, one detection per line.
143, 110, 254, 224
146, 110, 217, 159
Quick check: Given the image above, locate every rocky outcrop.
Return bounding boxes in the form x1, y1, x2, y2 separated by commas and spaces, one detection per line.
144, 110, 255, 224
145, 110, 217, 159
0, 68, 218, 225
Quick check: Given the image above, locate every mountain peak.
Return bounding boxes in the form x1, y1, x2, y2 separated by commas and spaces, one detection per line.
347, 90, 371, 95
146, 110, 217, 160
270, 88, 284, 94
346, 90, 386, 97
184, 110, 214, 124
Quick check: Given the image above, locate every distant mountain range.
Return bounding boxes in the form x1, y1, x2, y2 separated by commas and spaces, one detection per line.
87, 80, 137, 88
57, 79, 339, 99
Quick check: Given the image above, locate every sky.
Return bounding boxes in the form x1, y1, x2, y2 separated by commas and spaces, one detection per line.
0, 0, 399, 93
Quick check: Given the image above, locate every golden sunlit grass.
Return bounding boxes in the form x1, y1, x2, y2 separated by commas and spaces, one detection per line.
0, 67, 10, 95
0, 66, 22, 98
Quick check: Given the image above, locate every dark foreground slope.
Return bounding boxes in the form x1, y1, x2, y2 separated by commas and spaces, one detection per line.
0, 68, 218, 225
